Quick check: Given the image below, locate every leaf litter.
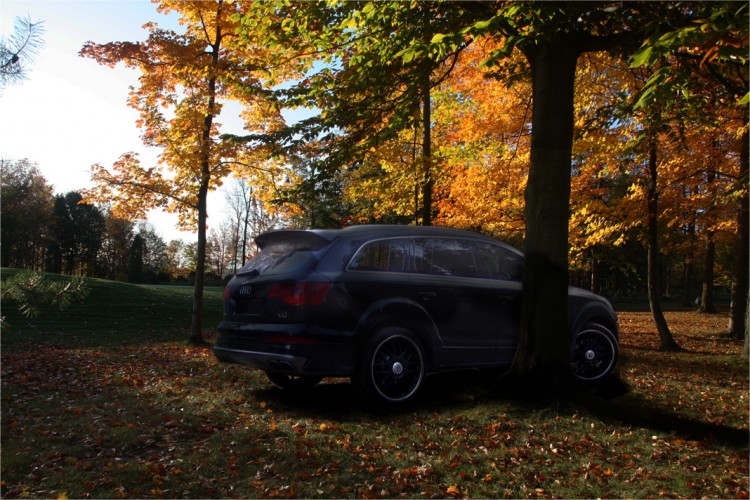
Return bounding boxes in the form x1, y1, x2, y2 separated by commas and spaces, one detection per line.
1, 310, 748, 498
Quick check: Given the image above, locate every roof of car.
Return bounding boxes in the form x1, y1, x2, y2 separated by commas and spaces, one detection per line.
275, 224, 517, 248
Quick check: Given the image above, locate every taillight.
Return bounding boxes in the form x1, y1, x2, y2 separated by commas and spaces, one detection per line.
268, 282, 331, 306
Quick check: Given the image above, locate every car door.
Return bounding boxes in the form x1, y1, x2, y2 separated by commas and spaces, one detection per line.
410, 238, 521, 368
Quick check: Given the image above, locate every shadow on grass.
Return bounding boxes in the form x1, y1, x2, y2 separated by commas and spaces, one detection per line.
584, 393, 749, 451
252, 369, 748, 452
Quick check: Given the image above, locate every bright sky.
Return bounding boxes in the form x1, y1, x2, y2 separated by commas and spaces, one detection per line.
0, 0, 248, 242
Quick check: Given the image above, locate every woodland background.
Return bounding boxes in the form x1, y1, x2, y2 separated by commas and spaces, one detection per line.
2, 2, 746, 324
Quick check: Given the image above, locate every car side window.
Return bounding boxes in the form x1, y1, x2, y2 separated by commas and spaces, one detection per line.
413, 238, 478, 277
472, 241, 523, 281
349, 238, 410, 272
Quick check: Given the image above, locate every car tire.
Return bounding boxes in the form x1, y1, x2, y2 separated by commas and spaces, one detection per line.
354, 326, 426, 406
266, 372, 323, 391
571, 323, 618, 383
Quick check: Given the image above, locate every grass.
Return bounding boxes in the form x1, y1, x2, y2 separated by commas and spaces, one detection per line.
1, 269, 748, 498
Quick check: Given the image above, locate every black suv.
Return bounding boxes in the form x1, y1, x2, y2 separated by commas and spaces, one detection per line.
214, 225, 618, 405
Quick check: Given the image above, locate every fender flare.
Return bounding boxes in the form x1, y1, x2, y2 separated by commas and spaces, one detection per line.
569, 301, 619, 341
353, 298, 441, 366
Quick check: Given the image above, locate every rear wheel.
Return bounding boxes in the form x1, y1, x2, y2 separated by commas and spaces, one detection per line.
571, 323, 618, 383
354, 327, 426, 406
266, 372, 323, 391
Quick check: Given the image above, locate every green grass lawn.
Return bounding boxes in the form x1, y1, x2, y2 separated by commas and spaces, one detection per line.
1, 268, 224, 348
1, 269, 748, 498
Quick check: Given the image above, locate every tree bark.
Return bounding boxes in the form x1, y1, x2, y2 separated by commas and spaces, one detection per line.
420, 59, 433, 227
646, 135, 681, 351
189, 180, 209, 346
509, 34, 579, 390
729, 123, 749, 340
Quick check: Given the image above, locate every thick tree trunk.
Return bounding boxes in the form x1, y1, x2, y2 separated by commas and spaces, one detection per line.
729, 124, 749, 340
509, 35, 579, 390
646, 136, 681, 351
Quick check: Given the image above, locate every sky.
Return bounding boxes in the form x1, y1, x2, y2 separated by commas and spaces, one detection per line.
0, 0, 249, 242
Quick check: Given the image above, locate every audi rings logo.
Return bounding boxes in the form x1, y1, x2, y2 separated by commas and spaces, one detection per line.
238, 285, 252, 295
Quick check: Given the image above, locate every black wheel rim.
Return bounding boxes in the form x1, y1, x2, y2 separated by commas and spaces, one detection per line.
371, 335, 424, 402
571, 329, 615, 382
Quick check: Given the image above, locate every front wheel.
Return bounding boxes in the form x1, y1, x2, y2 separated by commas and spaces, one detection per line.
571, 323, 618, 383
353, 327, 426, 407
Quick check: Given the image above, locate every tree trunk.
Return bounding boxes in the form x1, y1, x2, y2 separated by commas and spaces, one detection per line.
420, 62, 433, 227
699, 230, 716, 313
509, 35, 579, 390
681, 213, 696, 307
591, 257, 601, 295
744, 292, 749, 357
729, 123, 749, 340
189, 181, 209, 345
188, 9, 222, 346
646, 135, 681, 351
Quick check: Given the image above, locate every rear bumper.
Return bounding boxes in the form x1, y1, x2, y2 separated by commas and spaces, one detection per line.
214, 321, 356, 376
213, 346, 309, 373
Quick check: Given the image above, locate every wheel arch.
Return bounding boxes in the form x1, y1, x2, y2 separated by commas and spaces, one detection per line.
569, 301, 619, 339
353, 298, 440, 369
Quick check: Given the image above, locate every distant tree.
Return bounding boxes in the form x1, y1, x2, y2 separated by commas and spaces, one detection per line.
165, 239, 190, 280
224, 179, 252, 271
207, 224, 233, 279
136, 223, 169, 282
97, 209, 135, 280
128, 234, 144, 283
0, 15, 44, 91
50, 192, 106, 276
0, 158, 54, 269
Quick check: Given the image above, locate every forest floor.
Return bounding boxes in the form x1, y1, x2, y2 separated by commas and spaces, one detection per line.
1, 272, 748, 498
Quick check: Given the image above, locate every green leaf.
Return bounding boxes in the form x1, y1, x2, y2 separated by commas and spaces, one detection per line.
630, 46, 656, 68
431, 33, 447, 44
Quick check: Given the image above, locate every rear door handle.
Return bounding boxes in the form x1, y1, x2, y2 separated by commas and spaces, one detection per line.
418, 291, 437, 300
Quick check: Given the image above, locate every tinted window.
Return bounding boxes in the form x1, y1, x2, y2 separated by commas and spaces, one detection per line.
472, 242, 522, 280
414, 238, 478, 277
349, 238, 410, 272
239, 244, 318, 276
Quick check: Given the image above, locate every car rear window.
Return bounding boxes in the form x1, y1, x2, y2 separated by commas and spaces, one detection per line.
238, 230, 331, 276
